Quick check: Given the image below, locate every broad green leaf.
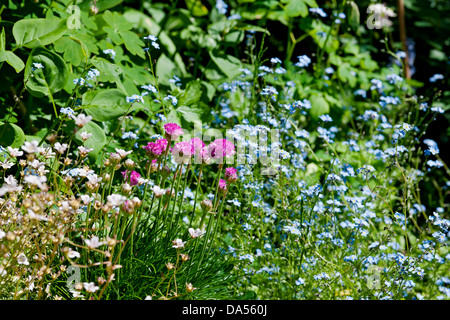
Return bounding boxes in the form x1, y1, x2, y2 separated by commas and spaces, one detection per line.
177, 105, 204, 123
309, 95, 330, 118
103, 10, 132, 31
0, 51, 25, 73
0, 122, 26, 148
156, 53, 178, 86
13, 18, 68, 48
209, 51, 242, 79
185, 0, 209, 16
75, 121, 107, 162
91, 57, 123, 82
53, 37, 85, 66
24, 46, 68, 98
104, 26, 123, 45
178, 80, 203, 107
284, 0, 308, 18
82, 89, 130, 121
119, 30, 145, 58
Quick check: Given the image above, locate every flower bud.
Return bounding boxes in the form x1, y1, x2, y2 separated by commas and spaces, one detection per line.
121, 183, 132, 195
124, 159, 135, 170
200, 199, 213, 213
160, 165, 171, 178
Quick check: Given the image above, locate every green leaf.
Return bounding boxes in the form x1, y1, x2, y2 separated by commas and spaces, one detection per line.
75, 121, 107, 162
185, 0, 209, 16
0, 51, 25, 73
284, 0, 308, 18
24, 46, 69, 98
77, 0, 124, 12
82, 89, 130, 121
103, 10, 132, 32
337, 63, 357, 87
0, 122, 26, 148
309, 95, 330, 118
209, 51, 242, 79
119, 30, 145, 58
178, 79, 203, 107
156, 53, 178, 86
91, 57, 123, 82
177, 105, 204, 123
13, 18, 68, 48
53, 37, 85, 66
0, 27, 5, 51
347, 1, 360, 32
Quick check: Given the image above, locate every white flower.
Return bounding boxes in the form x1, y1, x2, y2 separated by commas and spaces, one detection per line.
7, 146, 23, 157
80, 131, 93, 141
0, 229, 5, 239
78, 146, 94, 156
21, 140, 43, 154
107, 194, 127, 207
54, 142, 68, 154
24, 175, 47, 190
17, 253, 29, 265
72, 114, 93, 127
28, 159, 43, 169
80, 194, 92, 205
152, 186, 165, 197
77, 168, 94, 177
87, 174, 102, 185
188, 228, 204, 239
172, 238, 186, 249
84, 236, 104, 249
0, 160, 14, 170
115, 148, 132, 159
67, 249, 81, 259
83, 282, 99, 293
367, 3, 396, 29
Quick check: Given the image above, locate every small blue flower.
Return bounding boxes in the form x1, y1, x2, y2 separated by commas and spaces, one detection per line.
319, 114, 333, 122
309, 7, 327, 17
295, 55, 311, 68
429, 74, 444, 82
216, 0, 228, 15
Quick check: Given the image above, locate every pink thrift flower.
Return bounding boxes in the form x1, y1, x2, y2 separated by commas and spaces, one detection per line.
208, 139, 236, 160
129, 170, 141, 186
121, 200, 134, 213
190, 138, 205, 153
164, 123, 184, 140
199, 147, 212, 165
171, 141, 194, 164
224, 167, 238, 183
143, 138, 168, 159
218, 179, 228, 196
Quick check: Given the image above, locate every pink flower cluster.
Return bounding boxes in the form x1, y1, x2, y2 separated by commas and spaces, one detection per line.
218, 179, 227, 196
144, 123, 237, 166
121, 170, 141, 186
207, 139, 236, 159
171, 138, 207, 164
143, 138, 168, 159
164, 123, 184, 140
224, 167, 238, 183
